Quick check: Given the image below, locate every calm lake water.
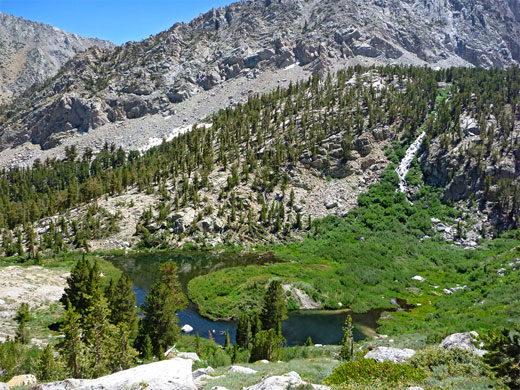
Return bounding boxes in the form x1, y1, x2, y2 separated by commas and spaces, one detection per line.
107, 251, 381, 346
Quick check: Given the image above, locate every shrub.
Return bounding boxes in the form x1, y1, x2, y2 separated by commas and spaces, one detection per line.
410, 347, 486, 378
479, 325, 520, 389
324, 359, 426, 386
207, 348, 232, 368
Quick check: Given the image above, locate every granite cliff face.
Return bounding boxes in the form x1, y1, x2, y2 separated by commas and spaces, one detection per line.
0, 0, 519, 153
0, 13, 113, 104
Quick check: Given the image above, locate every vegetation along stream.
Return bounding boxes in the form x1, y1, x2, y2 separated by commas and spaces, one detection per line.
108, 251, 385, 346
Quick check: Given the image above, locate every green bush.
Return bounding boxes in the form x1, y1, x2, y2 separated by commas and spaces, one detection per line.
479, 325, 520, 389
207, 348, 232, 368
410, 347, 486, 377
324, 359, 426, 386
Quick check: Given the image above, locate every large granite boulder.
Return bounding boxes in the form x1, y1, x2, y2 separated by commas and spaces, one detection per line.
34, 358, 195, 390
6, 374, 37, 387
364, 347, 416, 363
244, 371, 329, 390
228, 366, 257, 375
439, 332, 486, 356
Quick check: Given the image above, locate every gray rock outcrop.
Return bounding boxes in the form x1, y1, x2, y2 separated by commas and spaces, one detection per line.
439, 332, 487, 356
244, 371, 329, 390
228, 365, 257, 374
364, 346, 416, 362
34, 358, 195, 390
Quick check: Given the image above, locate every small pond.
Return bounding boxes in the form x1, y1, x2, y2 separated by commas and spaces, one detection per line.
108, 251, 382, 346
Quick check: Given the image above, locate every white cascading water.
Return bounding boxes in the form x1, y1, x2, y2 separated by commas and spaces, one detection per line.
395, 131, 426, 193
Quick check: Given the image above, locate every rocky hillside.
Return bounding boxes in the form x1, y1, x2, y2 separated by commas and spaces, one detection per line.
0, 13, 113, 104
0, 66, 440, 252
0, 0, 519, 157
0, 65, 517, 256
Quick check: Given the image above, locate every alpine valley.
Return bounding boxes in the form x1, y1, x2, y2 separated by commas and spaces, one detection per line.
0, 1, 519, 389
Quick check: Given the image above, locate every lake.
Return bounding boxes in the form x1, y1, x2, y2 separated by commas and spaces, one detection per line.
107, 251, 382, 346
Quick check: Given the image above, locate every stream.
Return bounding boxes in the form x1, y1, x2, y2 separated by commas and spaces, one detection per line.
395, 131, 425, 193
107, 251, 383, 346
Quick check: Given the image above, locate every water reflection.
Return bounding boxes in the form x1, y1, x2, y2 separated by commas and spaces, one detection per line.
108, 251, 381, 346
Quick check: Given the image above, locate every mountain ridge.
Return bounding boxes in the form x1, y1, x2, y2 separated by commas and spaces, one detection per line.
0, 0, 519, 163
0, 12, 113, 104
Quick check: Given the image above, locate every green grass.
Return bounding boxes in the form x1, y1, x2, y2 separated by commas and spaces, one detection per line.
201, 358, 340, 390
188, 167, 520, 340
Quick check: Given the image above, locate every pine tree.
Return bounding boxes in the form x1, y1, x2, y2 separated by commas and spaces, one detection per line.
260, 280, 287, 332
251, 312, 262, 339
107, 323, 138, 372
60, 256, 91, 316
250, 329, 284, 362
58, 304, 90, 378
340, 315, 354, 361
26, 226, 36, 259
195, 332, 202, 356
304, 336, 313, 346
84, 295, 112, 377
15, 229, 24, 257
141, 333, 153, 360
236, 313, 252, 349
139, 262, 188, 355
106, 273, 138, 339
14, 303, 31, 344
224, 330, 231, 348
37, 344, 62, 382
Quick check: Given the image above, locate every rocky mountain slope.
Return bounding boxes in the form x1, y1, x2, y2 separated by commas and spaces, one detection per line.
1, 65, 517, 256
0, 0, 519, 161
0, 13, 112, 104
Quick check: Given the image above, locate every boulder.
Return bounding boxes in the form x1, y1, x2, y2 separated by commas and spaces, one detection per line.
198, 219, 213, 233
193, 367, 215, 380
228, 366, 257, 374
325, 200, 338, 209
439, 332, 486, 356
351, 42, 381, 58
33, 379, 88, 390
244, 49, 275, 68
294, 42, 319, 65
354, 135, 373, 156
167, 83, 199, 103
244, 371, 329, 390
177, 352, 200, 361
364, 347, 416, 362
200, 71, 222, 90
34, 358, 195, 390
0, 384, 8, 390
412, 275, 425, 282
181, 324, 194, 333
6, 374, 37, 387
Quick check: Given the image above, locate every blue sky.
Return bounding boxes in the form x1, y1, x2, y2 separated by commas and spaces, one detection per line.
0, 0, 234, 45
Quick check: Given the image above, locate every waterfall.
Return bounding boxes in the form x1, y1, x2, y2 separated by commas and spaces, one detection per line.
395, 132, 426, 193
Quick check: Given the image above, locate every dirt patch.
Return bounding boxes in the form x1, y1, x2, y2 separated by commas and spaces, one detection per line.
0, 266, 69, 345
